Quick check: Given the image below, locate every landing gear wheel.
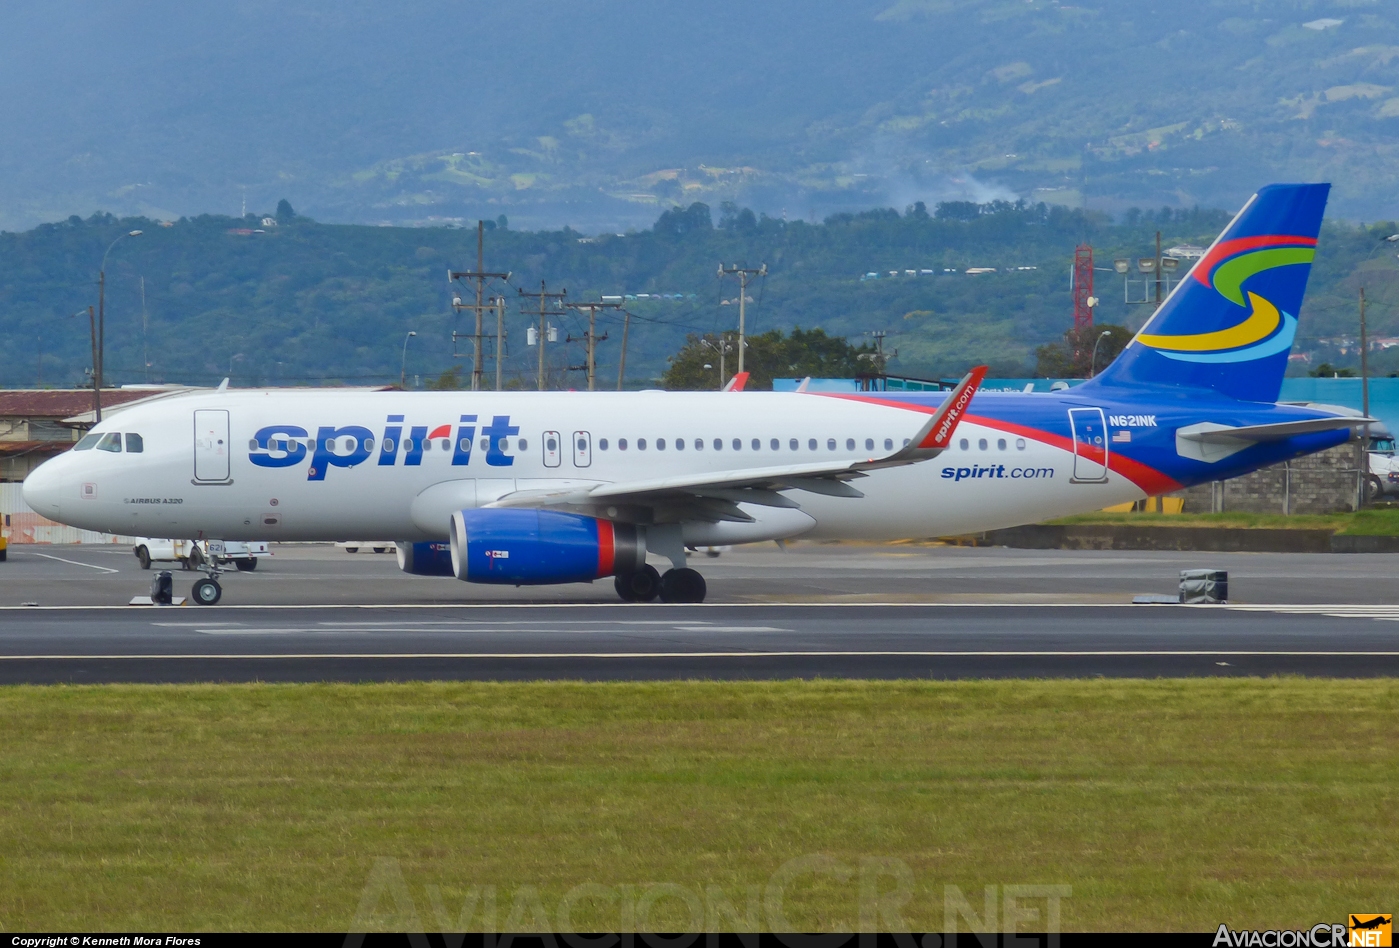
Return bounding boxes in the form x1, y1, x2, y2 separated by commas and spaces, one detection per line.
614, 564, 662, 602
136, 546, 151, 570
659, 567, 707, 603
191, 577, 222, 606
234, 558, 257, 572
1365, 474, 1384, 504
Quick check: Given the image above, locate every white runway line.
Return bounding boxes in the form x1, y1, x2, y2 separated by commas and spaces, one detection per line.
23, 553, 120, 574
2, 650, 1398, 661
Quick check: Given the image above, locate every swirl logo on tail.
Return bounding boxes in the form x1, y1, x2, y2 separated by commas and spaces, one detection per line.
1135, 235, 1315, 364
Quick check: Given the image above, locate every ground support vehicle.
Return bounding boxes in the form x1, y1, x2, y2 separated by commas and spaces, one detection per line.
133, 538, 270, 572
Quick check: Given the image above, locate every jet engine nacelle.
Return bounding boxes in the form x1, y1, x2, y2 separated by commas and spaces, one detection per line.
449, 508, 644, 585
396, 540, 456, 577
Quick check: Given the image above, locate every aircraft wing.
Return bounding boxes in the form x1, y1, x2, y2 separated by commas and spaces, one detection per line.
487, 366, 986, 522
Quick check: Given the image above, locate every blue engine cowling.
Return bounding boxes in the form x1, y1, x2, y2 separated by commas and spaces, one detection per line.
396, 540, 456, 576
449, 508, 645, 585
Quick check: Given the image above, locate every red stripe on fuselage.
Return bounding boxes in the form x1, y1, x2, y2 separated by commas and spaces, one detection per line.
815, 393, 1180, 495
597, 519, 615, 577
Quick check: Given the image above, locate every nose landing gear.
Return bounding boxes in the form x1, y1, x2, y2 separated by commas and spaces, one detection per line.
191, 575, 223, 605
190, 553, 227, 606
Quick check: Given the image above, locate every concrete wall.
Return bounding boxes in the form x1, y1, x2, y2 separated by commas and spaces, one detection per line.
1172, 442, 1363, 515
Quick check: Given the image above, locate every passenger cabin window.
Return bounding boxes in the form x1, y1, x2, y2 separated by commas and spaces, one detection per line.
695, 438, 704, 450
771, 438, 780, 450
959, 438, 969, 450
978, 439, 988, 450
997, 438, 1006, 450
884, 438, 894, 450
865, 438, 874, 451
637, 438, 647, 450
599, 439, 609, 450
847, 438, 856, 451
74, 433, 101, 451
96, 432, 122, 453
1016, 438, 1027, 450
789, 439, 798, 450
674, 438, 684, 451
808, 438, 817, 450
713, 438, 723, 450
752, 439, 761, 450
657, 438, 666, 450
124, 433, 143, 453
618, 439, 628, 451
517, 439, 527, 451
732, 438, 741, 451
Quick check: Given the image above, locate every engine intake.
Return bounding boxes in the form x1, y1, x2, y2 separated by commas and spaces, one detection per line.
396, 540, 455, 576
449, 508, 644, 585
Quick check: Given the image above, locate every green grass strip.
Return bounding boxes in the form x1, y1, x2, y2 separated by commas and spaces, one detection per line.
0, 679, 1395, 931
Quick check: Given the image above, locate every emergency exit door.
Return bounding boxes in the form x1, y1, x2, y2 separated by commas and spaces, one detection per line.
572, 431, 592, 468
1068, 407, 1109, 483
193, 410, 231, 482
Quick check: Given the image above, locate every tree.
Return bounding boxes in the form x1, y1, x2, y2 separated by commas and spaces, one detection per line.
662, 327, 876, 391
275, 199, 296, 223
653, 202, 712, 237
426, 365, 464, 390
1035, 324, 1132, 378
1309, 362, 1356, 378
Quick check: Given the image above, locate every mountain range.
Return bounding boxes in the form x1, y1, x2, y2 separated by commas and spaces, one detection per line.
3, 0, 1398, 233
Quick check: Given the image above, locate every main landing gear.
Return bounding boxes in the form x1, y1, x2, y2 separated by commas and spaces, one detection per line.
614, 565, 706, 603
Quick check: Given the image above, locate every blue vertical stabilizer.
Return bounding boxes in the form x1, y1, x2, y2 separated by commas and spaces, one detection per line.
1088, 182, 1329, 403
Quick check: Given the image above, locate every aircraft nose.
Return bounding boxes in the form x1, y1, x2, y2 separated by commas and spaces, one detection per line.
22, 458, 65, 520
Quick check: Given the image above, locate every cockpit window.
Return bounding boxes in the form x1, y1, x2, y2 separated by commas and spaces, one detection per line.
125, 433, 144, 453
1372, 438, 1395, 455
96, 432, 123, 453
73, 433, 101, 451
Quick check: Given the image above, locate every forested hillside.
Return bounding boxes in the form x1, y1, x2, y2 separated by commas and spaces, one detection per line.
2, 200, 1396, 391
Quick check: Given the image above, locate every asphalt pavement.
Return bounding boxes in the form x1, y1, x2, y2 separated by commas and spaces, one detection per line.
1, 541, 1397, 682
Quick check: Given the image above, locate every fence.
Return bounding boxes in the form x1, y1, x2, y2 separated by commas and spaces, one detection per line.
0, 483, 135, 545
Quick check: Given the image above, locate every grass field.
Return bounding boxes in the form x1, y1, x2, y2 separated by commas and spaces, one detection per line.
1051, 507, 1399, 534
0, 679, 1395, 932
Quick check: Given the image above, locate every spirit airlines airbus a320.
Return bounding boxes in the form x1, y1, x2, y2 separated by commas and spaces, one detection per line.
23, 183, 1370, 605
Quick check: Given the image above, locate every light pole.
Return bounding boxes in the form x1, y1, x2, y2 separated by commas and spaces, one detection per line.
700, 335, 735, 390
95, 229, 143, 421
1090, 329, 1112, 378
400, 331, 417, 389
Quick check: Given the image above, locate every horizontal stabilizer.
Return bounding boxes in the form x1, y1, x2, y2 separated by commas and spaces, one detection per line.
1176, 415, 1373, 463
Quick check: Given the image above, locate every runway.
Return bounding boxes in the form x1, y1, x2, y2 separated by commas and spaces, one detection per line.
2, 601, 1398, 683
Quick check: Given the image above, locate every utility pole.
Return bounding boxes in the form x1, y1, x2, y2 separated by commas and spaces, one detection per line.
87, 306, 99, 422
519, 282, 567, 390
495, 295, 507, 391
564, 300, 621, 391
718, 263, 766, 375
448, 221, 510, 390
140, 276, 149, 383
617, 308, 631, 391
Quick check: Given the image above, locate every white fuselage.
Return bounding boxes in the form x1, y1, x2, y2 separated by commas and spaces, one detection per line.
22, 389, 1145, 544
